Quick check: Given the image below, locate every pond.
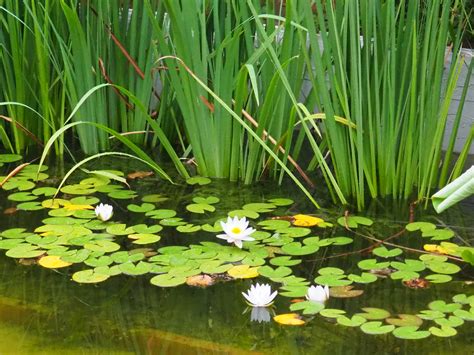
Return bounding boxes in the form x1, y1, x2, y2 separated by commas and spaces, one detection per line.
0, 157, 473, 354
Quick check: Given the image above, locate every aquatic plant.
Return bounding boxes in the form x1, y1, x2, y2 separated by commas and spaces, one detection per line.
217, 216, 256, 249
94, 203, 113, 222
242, 283, 278, 307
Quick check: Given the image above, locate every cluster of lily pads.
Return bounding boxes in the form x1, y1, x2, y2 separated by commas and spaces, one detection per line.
0, 155, 473, 340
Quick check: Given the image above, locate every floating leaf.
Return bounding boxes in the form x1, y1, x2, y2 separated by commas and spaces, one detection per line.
417, 310, 445, 320
146, 209, 177, 219
8, 192, 37, 202
131, 224, 163, 234
406, 222, 436, 232
434, 316, 464, 328
6, 244, 44, 258
142, 194, 168, 203
127, 203, 155, 213
273, 313, 305, 326
176, 224, 201, 233
242, 203, 276, 213
2, 179, 35, 191
160, 217, 186, 227
452, 294, 474, 305
0, 154, 22, 164
292, 214, 324, 227
428, 300, 462, 313
228, 209, 259, 219
422, 228, 455, 241
258, 265, 292, 279
119, 261, 153, 275
356, 307, 391, 320
326, 236, 353, 245
357, 259, 390, 270
84, 240, 121, 253
278, 285, 308, 298
348, 273, 378, 284
336, 315, 367, 327
372, 246, 403, 258
150, 274, 187, 287
108, 189, 137, 199
186, 176, 211, 185
386, 314, 423, 327
329, 285, 362, 298
268, 198, 294, 206
281, 242, 319, 256
61, 184, 96, 195
337, 216, 373, 228
227, 265, 259, 279
186, 203, 215, 214
72, 269, 109, 284
258, 220, 291, 230
16, 202, 44, 211
319, 309, 346, 318
289, 300, 325, 315
192, 196, 219, 204
314, 275, 352, 287
392, 326, 430, 339
42, 199, 71, 209
426, 261, 460, 275
128, 233, 161, 245
429, 326, 457, 337
200, 261, 232, 274
453, 309, 474, 321
390, 270, 420, 281
318, 267, 345, 276
391, 259, 426, 272
276, 227, 311, 238
38, 255, 72, 269
359, 321, 394, 335
270, 256, 301, 267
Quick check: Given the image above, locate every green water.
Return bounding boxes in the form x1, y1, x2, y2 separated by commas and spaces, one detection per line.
0, 161, 473, 354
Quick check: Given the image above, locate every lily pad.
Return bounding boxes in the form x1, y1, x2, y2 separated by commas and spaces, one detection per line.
329, 285, 362, 298
336, 315, 367, 327
281, 242, 319, 256
314, 275, 352, 287
337, 216, 373, 228
386, 314, 423, 327
318, 267, 345, 275
186, 203, 215, 214
6, 244, 44, 258
406, 222, 437, 232
0, 154, 22, 164
356, 307, 391, 320
289, 300, 325, 315
422, 228, 455, 241
146, 209, 177, 219
392, 326, 430, 339
269, 256, 301, 266
276, 227, 311, 238
127, 203, 155, 213
72, 269, 110, 284
142, 194, 168, 203
429, 326, 457, 337
428, 300, 462, 313
292, 214, 324, 227
372, 246, 403, 258
242, 203, 276, 213
186, 176, 211, 185
425, 274, 452, 283
38, 255, 72, 269
227, 265, 259, 279
176, 224, 201, 233
258, 265, 292, 279
426, 262, 460, 275
267, 198, 294, 206
357, 259, 390, 270
453, 309, 474, 321
128, 234, 161, 245
228, 209, 259, 219
8, 192, 37, 202
131, 224, 163, 234
434, 316, 464, 328
319, 309, 346, 318
273, 313, 305, 326
359, 321, 395, 335
119, 261, 153, 276
192, 196, 219, 204
258, 220, 291, 230
348, 273, 378, 284
84, 240, 121, 253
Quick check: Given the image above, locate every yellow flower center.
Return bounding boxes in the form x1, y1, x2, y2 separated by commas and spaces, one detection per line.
231, 227, 241, 234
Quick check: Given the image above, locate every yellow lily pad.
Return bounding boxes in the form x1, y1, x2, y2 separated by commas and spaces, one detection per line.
227, 264, 259, 279
38, 255, 72, 269
273, 313, 305, 326
292, 214, 324, 227
64, 204, 94, 211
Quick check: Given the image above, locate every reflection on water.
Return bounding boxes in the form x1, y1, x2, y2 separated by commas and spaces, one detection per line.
0, 163, 473, 354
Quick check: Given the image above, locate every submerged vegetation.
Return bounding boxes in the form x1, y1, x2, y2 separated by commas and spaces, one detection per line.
0, 0, 472, 208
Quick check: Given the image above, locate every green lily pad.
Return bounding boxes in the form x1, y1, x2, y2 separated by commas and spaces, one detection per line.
186, 176, 211, 186
142, 194, 168, 203
359, 321, 395, 335
428, 300, 462, 313
429, 326, 457, 337
241, 256, 265, 266
417, 310, 445, 320
160, 218, 186, 227
390, 270, 420, 281
356, 307, 391, 320
31, 187, 57, 197
0, 154, 22, 164
337, 216, 373, 228
119, 261, 153, 276
131, 224, 163, 234
199, 261, 232, 274
6, 244, 44, 258
26, 235, 58, 245
84, 240, 121, 253
186, 203, 215, 214
325, 236, 353, 245
61, 249, 91, 263
108, 189, 137, 199
319, 309, 346, 318
150, 274, 186, 287
110, 251, 144, 264
192, 196, 219, 204
258, 220, 292, 230
348, 273, 378, 284
452, 294, 474, 305
426, 262, 460, 275
391, 259, 426, 272
16, 202, 44, 211
267, 198, 294, 206
336, 315, 367, 327
314, 274, 352, 287
128, 233, 161, 245
421, 228, 455, 240
434, 316, 464, 328
72, 269, 110, 284
94, 265, 122, 277
453, 309, 474, 321
405, 222, 436, 232
289, 300, 325, 315
276, 227, 311, 238
84, 255, 113, 267
158, 246, 188, 255
270, 256, 301, 266
242, 203, 276, 213
201, 222, 223, 233
145, 209, 177, 219
106, 224, 135, 236
278, 285, 309, 298
372, 246, 403, 258
425, 274, 452, 283
1, 228, 35, 239
357, 259, 390, 270
258, 265, 292, 279
392, 326, 430, 339
8, 192, 37, 202
419, 254, 448, 263
228, 209, 259, 219
127, 203, 155, 213
318, 267, 345, 275
386, 314, 423, 327
281, 242, 319, 256
2, 179, 35, 191
60, 184, 96, 195
176, 224, 201, 233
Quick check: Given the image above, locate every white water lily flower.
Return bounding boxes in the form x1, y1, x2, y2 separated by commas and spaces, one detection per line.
95, 203, 113, 222
250, 307, 271, 323
242, 283, 278, 307
306, 284, 330, 303
217, 216, 255, 248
